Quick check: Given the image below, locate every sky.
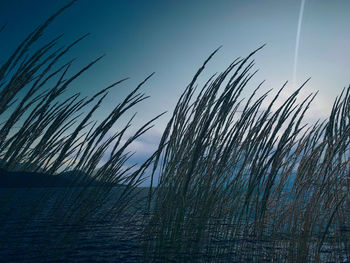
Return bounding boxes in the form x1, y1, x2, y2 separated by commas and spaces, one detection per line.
1, 0, 350, 185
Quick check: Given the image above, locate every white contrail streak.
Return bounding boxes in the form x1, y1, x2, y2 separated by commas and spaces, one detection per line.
293, 0, 306, 88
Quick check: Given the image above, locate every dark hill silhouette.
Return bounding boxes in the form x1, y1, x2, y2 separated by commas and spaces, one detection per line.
0, 168, 119, 188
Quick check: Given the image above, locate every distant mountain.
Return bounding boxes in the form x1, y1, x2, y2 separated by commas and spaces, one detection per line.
0, 159, 44, 173
0, 168, 119, 188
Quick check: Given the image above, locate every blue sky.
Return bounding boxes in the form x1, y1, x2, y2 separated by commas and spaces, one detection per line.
1, 0, 350, 185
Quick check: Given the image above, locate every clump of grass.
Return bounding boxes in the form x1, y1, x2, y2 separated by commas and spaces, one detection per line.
2, 2, 350, 262
0, 1, 163, 258
144, 47, 350, 262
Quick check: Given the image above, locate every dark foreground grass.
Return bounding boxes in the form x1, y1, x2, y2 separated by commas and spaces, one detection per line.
0, 1, 163, 259
1, 2, 350, 262
143, 48, 350, 262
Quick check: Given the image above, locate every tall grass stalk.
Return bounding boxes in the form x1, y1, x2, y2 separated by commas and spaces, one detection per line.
144, 47, 350, 262
0, 1, 162, 258
1, 2, 350, 262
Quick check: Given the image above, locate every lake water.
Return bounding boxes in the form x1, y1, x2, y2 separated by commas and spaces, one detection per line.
1, 187, 349, 262
0, 187, 148, 262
